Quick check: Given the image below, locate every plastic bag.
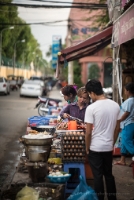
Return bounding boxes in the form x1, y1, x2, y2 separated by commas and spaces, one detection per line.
67, 176, 98, 200
16, 186, 39, 200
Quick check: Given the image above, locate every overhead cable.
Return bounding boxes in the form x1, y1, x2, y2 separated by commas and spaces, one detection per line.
27, 0, 106, 6
0, 2, 107, 9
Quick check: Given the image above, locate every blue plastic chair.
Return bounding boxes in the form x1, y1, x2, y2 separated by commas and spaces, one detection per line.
64, 163, 86, 194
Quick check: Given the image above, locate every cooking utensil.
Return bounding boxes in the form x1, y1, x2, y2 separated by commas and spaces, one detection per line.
24, 145, 51, 158
31, 125, 55, 132
21, 136, 53, 146
69, 116, 83, 123
28, 150, 48, 162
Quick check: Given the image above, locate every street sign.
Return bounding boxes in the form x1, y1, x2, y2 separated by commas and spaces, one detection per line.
52, 35, 61, 69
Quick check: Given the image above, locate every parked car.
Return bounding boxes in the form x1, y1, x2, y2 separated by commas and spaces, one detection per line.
20, 80, 44, 97
30, 76, 48, 96
0, 77, 10, 95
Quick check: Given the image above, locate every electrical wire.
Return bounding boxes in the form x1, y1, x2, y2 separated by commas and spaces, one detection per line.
0, 2, 107, 9
26, 0, 106, 6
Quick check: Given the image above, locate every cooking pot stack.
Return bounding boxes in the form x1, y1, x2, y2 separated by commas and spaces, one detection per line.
20, 128, 53, 183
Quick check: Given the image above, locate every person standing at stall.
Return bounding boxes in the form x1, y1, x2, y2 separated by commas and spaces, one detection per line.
61, 85, 77, 104
84, 79, 121, 200
114, 82, 134, 166
60, 87, 89, 122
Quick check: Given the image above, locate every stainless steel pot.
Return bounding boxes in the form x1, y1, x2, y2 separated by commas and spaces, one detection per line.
28, 150, 48, 162
25, 145, 51, 158
21, 136, 53, 146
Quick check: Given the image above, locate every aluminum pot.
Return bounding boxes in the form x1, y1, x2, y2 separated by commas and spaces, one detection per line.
28, 150, 48, 162
21, 136, 53, 146
25, 145, 51, 158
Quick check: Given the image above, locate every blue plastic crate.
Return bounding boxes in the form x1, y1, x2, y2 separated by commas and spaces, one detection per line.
45, 115, 58, 119
38, 119, 50, 125
47, 174, 71, 183
28, 116, 50, 124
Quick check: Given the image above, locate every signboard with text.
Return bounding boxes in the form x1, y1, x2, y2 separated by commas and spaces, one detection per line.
112, 4, 134, 47
52, 35, 61, 69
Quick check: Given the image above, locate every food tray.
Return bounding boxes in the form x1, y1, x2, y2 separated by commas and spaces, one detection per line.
62, 144, 85, 149
47, 174, 71, 183
63, 135, 85, 141
31, 125, 55, 132
63, 152, 85, 157
62, 147, 85, 152
56, 129, 83, 133
62, 140, 85, 144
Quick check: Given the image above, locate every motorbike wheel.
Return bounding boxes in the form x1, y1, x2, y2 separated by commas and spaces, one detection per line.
38, 103, 48, 116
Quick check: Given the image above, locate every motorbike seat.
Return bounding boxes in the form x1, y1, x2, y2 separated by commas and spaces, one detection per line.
47, 97, 62, 103
39, 96, 62, 104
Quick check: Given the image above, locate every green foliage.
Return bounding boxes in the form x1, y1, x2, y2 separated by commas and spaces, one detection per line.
88, 64, 100, 80
96, 0, 109, 26
73, 60, 83, 88
0, 0, 47, 71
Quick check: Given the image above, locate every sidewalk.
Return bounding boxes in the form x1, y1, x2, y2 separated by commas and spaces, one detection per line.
113, 157, 134, 200
49, 87, 134, 200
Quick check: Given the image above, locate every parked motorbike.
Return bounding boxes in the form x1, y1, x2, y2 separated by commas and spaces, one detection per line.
35, 96, 62, 116
10, 80, 18, 91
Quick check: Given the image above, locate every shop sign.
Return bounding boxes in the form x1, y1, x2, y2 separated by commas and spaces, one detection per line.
112, 3, 134, 47
52, 35, 61, 69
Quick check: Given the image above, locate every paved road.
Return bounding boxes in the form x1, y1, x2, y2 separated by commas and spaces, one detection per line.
0, 90, 38, 187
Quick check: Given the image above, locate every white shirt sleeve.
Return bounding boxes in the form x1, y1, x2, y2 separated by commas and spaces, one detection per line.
84, 106, 94, 124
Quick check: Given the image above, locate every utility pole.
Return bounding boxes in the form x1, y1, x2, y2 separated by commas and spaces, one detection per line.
112, 1, 121, 103
67, 20, 73, 84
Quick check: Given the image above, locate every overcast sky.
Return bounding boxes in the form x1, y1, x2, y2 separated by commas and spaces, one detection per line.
13, 0, 73, 61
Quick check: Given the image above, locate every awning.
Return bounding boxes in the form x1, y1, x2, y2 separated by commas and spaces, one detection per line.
58, 26, 113, 64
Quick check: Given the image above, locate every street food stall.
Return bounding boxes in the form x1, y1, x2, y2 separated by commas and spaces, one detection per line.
1, 105, 94, 200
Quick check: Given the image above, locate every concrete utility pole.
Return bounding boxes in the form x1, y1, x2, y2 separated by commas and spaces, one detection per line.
112, 1, 121, 103
67, 21, 74, 85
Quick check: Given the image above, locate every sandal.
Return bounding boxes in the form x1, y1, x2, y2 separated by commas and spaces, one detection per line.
114, 161, 126, 166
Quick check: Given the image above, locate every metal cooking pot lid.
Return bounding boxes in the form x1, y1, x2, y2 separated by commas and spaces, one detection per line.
37, 125, 55, 128
29, 150, 47, 153
22, 135, 53, 139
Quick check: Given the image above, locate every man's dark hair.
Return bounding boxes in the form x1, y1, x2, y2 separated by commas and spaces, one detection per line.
85, 79, 103, 95
61, 85, 77, 97
125, 82, 134, 94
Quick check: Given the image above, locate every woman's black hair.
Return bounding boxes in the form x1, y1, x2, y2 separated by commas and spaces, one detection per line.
85, 79, 103, 95
61, 85, 77, 97
125, 82, 134, 94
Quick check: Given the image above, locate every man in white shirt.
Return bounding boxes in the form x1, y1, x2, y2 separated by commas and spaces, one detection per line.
84, 79, 120, 200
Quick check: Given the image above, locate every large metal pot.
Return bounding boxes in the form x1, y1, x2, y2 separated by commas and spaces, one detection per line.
25, 145, 51, 158
21, 135, 53, 146
28, 150, 48, 162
